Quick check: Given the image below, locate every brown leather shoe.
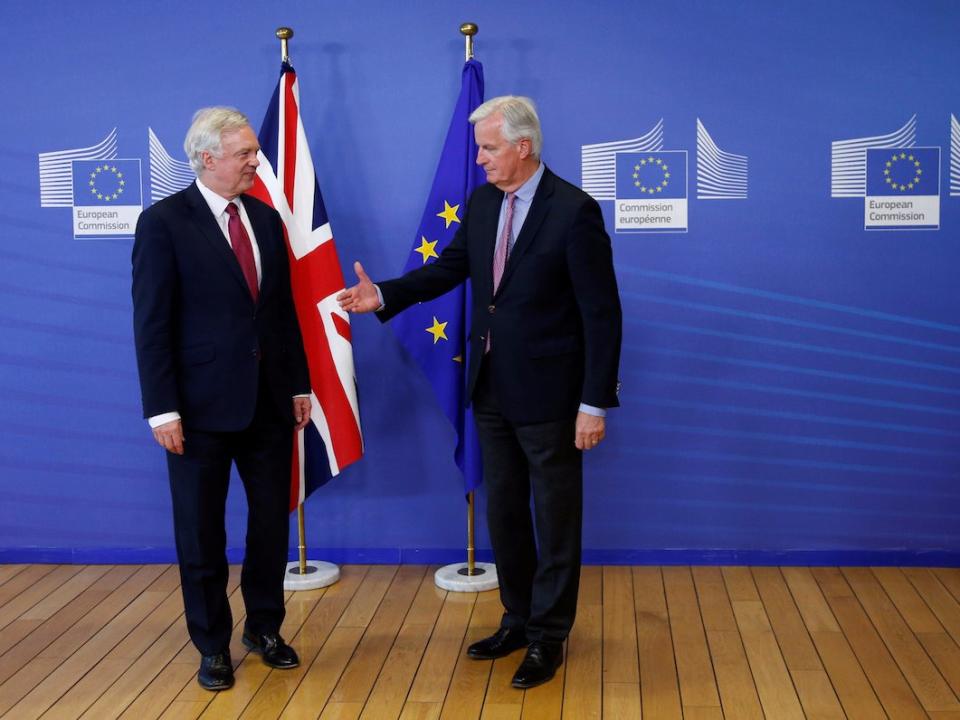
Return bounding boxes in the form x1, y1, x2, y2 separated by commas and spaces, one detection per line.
467, 627, 529, 659
511, 641, 563, 688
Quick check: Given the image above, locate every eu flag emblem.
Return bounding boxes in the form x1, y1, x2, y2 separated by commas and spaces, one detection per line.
864, 147, 939, 230
72, 160, 142, 206
616, 151, 687, 200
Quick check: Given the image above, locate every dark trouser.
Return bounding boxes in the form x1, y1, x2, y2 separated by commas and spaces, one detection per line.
166, 383, 291, 656
472, 361, 583, 643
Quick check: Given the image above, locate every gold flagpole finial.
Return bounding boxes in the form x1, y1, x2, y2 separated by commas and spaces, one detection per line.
276, 27, 293, 63
460, 23, 478, 61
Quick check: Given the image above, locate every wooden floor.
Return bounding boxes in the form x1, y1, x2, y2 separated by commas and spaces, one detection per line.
1, 565, 960, 719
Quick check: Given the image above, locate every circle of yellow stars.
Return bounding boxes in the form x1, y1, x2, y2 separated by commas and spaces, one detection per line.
632, 156, 670, 195
88, 164, 126, 202
883, 152, 922, 193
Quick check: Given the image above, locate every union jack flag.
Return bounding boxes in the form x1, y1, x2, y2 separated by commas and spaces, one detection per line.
251, 62, 363, 510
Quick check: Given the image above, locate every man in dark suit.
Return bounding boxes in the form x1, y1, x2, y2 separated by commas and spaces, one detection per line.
132, 107, 311, 691
338, 96, 621, 688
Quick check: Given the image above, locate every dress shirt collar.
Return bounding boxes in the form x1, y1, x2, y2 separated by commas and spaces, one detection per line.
195, 177, 241, 217
512, 162, 545, 205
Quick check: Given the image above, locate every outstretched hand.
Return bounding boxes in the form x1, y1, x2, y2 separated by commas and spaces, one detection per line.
337, 261, 381, 313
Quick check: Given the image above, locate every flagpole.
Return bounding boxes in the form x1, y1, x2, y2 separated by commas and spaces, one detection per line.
433, 22, 498, 593
273, 25, 341, 592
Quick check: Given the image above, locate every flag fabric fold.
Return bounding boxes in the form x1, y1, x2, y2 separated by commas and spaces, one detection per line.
251, 62, 364, 511
391, 59, 486, 493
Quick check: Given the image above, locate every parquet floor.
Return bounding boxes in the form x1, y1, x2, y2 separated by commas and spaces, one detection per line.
1, 564, 959, 718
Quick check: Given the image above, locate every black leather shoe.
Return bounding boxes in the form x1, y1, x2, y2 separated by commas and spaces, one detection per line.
242, 630, 300, 669
467, 627, 529, 660
511, 640, 564, 689
198, 651, 234, 691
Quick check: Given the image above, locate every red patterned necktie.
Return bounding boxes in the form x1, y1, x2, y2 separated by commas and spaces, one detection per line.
492, 192, 516, 294
225, 202, 259, 303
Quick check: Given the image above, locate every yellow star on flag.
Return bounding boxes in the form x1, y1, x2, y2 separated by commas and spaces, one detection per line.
414, 236, 439, 264
453, 355, 463, 363
425, 316, 448, 344
437, 201, 460, 228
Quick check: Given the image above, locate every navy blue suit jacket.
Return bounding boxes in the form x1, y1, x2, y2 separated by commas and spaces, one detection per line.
132, 182, 310, 432
378, 167, 622, 424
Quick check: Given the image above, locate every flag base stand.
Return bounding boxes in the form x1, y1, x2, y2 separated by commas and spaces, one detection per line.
283, 560, 339, 591
434, 562, 498, 592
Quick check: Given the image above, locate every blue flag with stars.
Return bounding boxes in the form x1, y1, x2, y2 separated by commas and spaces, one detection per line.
391, 59, 485, 493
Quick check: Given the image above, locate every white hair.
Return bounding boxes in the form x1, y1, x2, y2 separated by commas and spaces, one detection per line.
469, 95, 542, 158
183, 107, 251, 174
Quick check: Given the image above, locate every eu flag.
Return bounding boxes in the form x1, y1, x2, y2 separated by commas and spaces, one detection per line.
72, 159, 142, 206
866, 147, 940, 196
615, 151, 687, 200
390, 59, 485, 493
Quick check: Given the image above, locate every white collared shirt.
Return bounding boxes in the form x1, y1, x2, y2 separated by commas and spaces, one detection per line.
194, 178, 263, 285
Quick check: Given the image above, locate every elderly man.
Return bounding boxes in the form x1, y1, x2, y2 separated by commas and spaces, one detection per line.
338, 96, 621, 688
132, 107, 311, 691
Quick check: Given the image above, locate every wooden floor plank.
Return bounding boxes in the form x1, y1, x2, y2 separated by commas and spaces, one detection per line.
812, 567, 928, 720
632, 566, 681, 720
692, 567, 763, 720
662, 566, 719, 710
3, 562, 959, 719
0, 565, 27, 587
843, 566, 960, 712
751, 567, 822, 671
330, 565, 427, 705
3, 565, 179, 720
727, 567, 806, 720
601, 681, 641, 720
0, 565, 135, 686
561, 566, 601, 720
0, 564, 168, 717
601, 566, 638, 687
903, 567, 960, 647
407, 589, 474, 704
438, 625, 494, 720
239, 568, 367, 720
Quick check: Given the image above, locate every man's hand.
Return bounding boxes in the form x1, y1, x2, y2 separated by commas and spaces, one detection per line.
575, 412, 605, 451
293, 396, 312, 431
153, 419, 185, 455
336, 261, 380, 313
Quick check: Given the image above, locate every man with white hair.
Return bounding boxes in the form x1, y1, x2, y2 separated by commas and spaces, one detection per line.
338, 96, 622, 688
132, 107, 311, 691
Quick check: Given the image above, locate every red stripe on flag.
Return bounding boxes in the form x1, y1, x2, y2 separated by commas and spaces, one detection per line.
283, 74, 299, 211
332, 312, 352, 342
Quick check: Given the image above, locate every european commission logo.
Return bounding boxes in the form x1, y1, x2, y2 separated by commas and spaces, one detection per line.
864, 147, 940, 230
39, 127, 194, 239
614, 151, 688, 232
71, 159, 143, 238
581, 118, 747, 234
830, 116, 948, 232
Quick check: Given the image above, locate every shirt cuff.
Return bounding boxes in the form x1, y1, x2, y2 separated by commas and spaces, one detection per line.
148, 411, 181, 428
578, 403, 606, 417
293, 394, 310, 399
375, 284, 385, 311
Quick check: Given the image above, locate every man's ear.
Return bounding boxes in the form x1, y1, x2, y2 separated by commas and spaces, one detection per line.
201, 150, 216, 171
517, 137, 532, 159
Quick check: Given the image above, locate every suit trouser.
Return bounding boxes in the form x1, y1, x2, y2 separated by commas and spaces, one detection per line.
472, 361, 583, 643
166, 381, 291, 656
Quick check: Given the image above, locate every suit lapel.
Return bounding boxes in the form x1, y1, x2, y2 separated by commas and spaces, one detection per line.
184, 183, 255, 303
494, 167, 555, 297
478, 187, 504, 301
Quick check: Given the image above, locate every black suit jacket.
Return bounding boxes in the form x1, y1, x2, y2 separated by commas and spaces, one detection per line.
132, 182, 310, 432
378, 167, 621, 424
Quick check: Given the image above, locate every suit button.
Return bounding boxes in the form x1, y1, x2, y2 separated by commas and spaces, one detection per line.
488, 305, 495, 314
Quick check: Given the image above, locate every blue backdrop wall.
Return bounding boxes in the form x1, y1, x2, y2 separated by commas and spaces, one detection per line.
1, 0, 958, 564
